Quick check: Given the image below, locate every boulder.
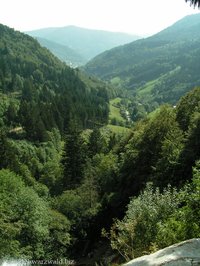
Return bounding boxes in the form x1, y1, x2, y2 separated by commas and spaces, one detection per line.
124, 238, 200, 266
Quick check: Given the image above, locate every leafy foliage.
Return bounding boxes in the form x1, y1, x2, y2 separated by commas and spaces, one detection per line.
104, 159, 200, 262
155, 162, 200, 248
103, 184, 180, 260
0, 169, 71, 260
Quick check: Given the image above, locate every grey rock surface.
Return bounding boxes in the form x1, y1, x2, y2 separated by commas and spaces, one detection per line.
124, 239, 200, 266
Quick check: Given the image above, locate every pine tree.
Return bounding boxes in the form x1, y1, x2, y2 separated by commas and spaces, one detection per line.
88, 127, 103, 157
61, 124, 86, 189
0, 129, 16, 170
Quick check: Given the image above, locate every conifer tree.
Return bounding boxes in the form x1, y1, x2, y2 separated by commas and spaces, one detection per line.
88, 127, 103, 157
61, 123, 86, 189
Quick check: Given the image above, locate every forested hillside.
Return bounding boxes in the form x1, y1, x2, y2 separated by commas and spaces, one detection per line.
0, 23, 110, 140
0, 23, 111, 261
0, 22, 200, 265
36, 37, 86, 67
84, 13, 200, 108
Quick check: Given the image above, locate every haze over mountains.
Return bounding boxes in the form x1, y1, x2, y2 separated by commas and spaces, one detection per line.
36, 37, 86, 67
26, 25, 140, 66
84, 13, 200, 106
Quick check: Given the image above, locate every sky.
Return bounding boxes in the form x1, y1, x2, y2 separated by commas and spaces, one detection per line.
0, 0, 199, 36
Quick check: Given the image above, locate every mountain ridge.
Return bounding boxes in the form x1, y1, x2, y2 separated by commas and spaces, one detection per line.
84, 13, 200, 107
26, 25, 141, 62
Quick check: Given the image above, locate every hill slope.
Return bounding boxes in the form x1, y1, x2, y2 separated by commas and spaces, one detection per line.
26, 25, 140, 61
84, 13, 200, 106
0, 23, 110, 140
36, 37, 86, 66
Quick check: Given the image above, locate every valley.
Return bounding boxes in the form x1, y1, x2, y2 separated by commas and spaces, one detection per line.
26, 26, 140, 67
84, 13, 200, 113
0, 6, 200, 266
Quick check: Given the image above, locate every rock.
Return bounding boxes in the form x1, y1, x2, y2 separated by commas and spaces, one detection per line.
124, 238, 200, 266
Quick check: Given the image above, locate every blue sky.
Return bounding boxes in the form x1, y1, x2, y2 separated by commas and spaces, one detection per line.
0, 0, 199, 35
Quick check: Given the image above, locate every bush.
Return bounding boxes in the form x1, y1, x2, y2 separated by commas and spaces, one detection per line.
105, 161, 200, 262
104, 183, 180, 261
156, 161, 200, 248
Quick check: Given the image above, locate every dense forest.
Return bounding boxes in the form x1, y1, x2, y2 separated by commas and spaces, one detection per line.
0, 16, 200, 266
0, 23, 111, 138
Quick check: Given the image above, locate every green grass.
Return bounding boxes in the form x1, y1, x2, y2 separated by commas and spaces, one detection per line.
110, 97, 122, 105
106, 124, 131, 134
148, 107, 161, 119
109, 98, 126, 123
137, 79, 159, 97
137, 66, 181, 98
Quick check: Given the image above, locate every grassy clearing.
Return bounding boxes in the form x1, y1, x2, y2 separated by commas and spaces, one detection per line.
109, 98, 126, 123
137, 79, 159, 97
106, 124, 131, 134
147, 107, 161, 119
137, 67, 181, 98
110, 97, 122, 105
